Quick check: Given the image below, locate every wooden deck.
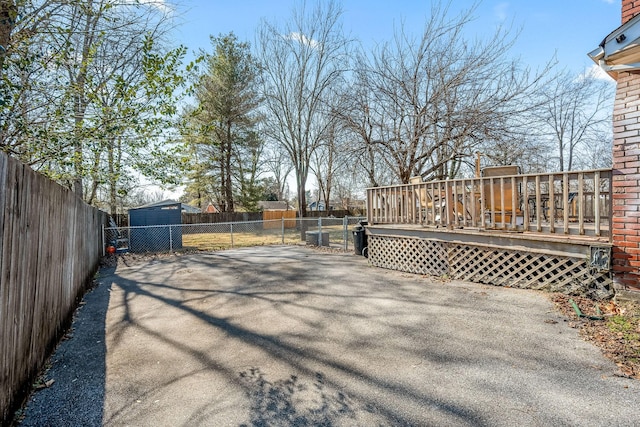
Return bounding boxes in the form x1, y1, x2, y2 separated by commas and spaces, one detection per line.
367, 169, 612, 240
364, 169, 614, 299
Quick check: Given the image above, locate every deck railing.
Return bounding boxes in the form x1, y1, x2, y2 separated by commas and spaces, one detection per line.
366, 169, 612, 239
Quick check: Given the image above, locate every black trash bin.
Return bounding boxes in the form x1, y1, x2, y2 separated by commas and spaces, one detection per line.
353, 221, 368, 257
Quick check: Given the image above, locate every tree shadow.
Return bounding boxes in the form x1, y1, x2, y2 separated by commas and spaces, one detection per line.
102, 249, 486, 426
239, 368, 354, 427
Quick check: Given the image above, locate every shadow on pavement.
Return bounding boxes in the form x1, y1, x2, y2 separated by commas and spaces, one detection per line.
17, 247, 640, 426
17, 267, 114, 427
100, 249, 485, 426
238, 368, 354, 426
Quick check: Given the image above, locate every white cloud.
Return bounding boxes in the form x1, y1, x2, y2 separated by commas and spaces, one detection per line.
285, 32, 320, 49
602, 0, 615, 4
141, 0, 172, 14
116, 0, 172, 14
578, 64, 615, 82
494, 2, 509, 22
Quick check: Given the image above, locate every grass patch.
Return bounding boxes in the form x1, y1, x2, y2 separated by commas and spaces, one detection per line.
608, 315, 640, 342
181, 225, 349, 252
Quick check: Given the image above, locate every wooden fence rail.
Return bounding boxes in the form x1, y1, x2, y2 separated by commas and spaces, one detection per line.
367, 169, 612, 238
0, 152, 107, 423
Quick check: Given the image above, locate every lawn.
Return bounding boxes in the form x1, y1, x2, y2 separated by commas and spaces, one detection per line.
181, 224, 349, 251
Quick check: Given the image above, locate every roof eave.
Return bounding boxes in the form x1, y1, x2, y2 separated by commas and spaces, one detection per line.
589, 13, 640, 81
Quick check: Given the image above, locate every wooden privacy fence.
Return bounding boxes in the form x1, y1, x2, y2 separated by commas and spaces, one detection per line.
367, 169, 612, 238
113, 212, 264, 226
181, 212, 262, 224
113, 210, 360, 228
262, 210, 297, 229
0, 152, 106, 423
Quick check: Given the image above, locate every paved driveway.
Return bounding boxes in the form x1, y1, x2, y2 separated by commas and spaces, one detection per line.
20, 246, 640, 426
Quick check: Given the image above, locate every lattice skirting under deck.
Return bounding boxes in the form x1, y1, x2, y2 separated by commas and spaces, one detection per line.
368, 235, 613, 299
368, 235, 448, 276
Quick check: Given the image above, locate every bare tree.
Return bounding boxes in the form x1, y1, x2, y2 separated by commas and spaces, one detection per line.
257, 0, 350, 216
311, 121, 338, 211
574, 128, 613, 170
263, 139, 294, 201
539, 68, 614, 171
339, 2, 549, 184
334, 80, 387, 187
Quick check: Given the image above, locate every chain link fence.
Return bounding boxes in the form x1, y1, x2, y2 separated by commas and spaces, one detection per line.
103, 216, 366, 255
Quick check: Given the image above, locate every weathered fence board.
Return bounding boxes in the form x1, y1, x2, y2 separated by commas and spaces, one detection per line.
0, 152, 107, 423
262, 210, 297, 229
182, 212, 262, 224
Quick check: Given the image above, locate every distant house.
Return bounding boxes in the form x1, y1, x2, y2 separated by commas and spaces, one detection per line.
307, 201, 326, 211
181, 203, 201, 214
204, 203, 219, 213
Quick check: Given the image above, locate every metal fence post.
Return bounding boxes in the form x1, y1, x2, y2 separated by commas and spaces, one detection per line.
169, 225, 173, 252
281, 217, 285, 244
230, 223, 234, 248
318, 216, 322, 246
102, 224, 105, 256
343, 216, 348, 251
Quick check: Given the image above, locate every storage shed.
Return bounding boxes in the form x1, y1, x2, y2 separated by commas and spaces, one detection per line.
129, 200, 182, 252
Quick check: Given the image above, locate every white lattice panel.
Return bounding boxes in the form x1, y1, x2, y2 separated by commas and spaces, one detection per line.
369, 236, 448, 276
368, 235, 613, 299
448, 244, 613, 298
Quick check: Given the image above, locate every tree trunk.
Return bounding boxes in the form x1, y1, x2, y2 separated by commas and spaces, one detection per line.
108, 136, 116, 215
0, 0, 16, 78
72, 0, 97, 200
225, 122, 234, 212
297, 168, 307, 218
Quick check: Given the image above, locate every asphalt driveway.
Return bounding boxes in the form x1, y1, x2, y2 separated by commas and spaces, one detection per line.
20, 246, 640, 426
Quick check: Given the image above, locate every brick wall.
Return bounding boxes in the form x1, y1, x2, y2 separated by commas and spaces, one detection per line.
613, 1, 640, 290
623, 0, 640, 23
613, 72, 640, 290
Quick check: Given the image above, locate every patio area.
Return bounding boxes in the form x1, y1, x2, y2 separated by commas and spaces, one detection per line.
18, 246, 640, 426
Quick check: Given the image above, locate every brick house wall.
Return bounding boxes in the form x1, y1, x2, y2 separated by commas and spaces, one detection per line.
622, 0, 640, 23
612, 0, 640, 291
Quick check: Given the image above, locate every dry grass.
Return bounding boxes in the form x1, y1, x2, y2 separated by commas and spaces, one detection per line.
182, 231, 291, 251
180, 226, 348, 251
552, 294, 640, 379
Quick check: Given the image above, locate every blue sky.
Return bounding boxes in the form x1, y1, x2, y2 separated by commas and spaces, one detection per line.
156, 0, 621, 197
169, 0, 622, 77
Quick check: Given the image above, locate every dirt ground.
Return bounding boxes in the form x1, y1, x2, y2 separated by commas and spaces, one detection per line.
551, 294, 640, 379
